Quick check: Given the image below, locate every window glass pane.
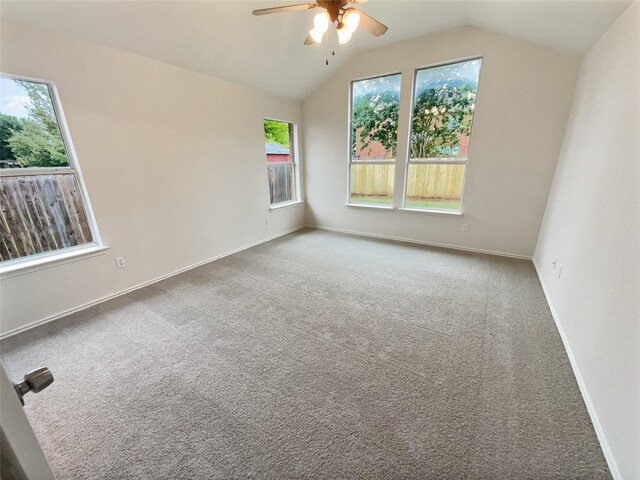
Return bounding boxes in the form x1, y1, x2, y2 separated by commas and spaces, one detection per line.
351, 74, 401, 162
0, 77, 70, 168
0, 174, 93, 262
410, 59, 481, 162
264, 119, 296, 205
405, 164, 465, 211
350, 164, 394, 206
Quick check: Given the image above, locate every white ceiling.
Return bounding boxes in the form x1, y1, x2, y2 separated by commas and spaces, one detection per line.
0, 0, 631, 99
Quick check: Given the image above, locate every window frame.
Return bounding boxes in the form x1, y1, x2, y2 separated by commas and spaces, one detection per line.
401, 57, 482, 214
346, 71, 402, 209
263, 118, 301, 209
0, 73, 103, 269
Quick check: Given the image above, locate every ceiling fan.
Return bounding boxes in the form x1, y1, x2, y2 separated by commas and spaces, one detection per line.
252, 0, 388, 46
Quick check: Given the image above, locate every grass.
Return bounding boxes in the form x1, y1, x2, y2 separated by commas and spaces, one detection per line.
405, 198, 461, 210
350, 195, 460, 211
350, 195, 393, 206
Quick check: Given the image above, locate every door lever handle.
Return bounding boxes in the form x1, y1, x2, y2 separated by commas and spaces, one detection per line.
13, 367, 54, 406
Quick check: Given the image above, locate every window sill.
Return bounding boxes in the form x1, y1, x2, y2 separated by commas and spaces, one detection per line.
399, 207, 463, 216
345, 203, 394, 211
269, 200, 304, 211
0, 244, 110, 280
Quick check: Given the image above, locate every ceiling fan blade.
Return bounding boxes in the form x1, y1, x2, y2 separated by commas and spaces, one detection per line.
252, 3, 317, 16
358, 10, 388, 36
304, 34, 316, 45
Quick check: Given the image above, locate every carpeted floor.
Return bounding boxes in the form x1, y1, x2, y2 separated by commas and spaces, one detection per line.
1, 229, 610, 479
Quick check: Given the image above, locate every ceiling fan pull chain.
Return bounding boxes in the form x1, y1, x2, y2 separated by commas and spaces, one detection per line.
325, 22, 336, 66
325, 37, 329, 65
325, 24, 332, 65
325, 26, 330, 65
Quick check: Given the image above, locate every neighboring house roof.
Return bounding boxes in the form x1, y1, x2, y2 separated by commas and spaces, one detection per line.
265, 142, 289, 155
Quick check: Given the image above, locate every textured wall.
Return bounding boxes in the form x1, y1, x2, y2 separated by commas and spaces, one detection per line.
0, 20, 304, 334
302, 26, 580, 257
534, 3, 640, 478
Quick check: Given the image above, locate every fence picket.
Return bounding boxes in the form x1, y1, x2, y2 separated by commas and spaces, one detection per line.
352, 164, 465, 199
0, 174, 93, 262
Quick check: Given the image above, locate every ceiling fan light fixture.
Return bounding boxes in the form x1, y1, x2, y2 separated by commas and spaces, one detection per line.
343, 9, 360, 32
337, 25, 352, 44
309, 26, 325, 43
252, 1, 388, 49
313, 11, 330, 33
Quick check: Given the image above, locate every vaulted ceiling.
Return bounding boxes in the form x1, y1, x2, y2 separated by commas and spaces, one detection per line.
0, 0, 631, 99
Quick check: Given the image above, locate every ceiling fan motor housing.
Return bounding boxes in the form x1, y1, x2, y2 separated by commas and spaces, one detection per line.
317, 0, 349, 22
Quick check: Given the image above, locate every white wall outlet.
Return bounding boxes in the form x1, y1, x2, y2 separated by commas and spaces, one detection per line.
115, 257, 126, 269
462, 224, 469, 232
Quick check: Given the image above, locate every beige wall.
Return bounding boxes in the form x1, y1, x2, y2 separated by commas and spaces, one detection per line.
534, 3, 640, 478
0, 20, 304, 335
302, 26, 580, 257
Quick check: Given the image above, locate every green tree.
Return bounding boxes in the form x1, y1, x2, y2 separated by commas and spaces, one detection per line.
411, 85, 475, 158
0, 114, 23, 166
4, 80, 69, 168
351, 75, 400, 159
8, 118, 69, 167
352, 63, 478, 160
352, 90, 399, 158
264, 120, 290, 147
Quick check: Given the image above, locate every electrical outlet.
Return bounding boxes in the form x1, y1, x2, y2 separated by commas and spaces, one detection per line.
115, 257, 126, 269
462, 224, 469, 232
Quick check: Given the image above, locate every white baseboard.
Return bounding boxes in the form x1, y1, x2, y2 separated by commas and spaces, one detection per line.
305, 224, 532, 260
0, 226, 306, 340
532, 258, 621, 480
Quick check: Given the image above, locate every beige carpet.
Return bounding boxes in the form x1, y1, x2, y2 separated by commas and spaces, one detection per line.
1, 229, 610, 479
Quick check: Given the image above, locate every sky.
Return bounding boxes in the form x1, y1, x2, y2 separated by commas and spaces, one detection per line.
352, 59, 481, 102
0, 77, 33, 119
353, 73, 401, 101
415, 59, 482, 95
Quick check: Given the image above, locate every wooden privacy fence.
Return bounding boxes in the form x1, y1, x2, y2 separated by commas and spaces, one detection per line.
350, 164, 395, 196
351, 163, 465, 199
406, 163, 465, 199
0, 174, 93, 262
267, 163, 295, 204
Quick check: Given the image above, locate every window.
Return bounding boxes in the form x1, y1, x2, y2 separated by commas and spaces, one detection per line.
263, 119, 299, 206
0, 75, 100, 265
349, 73, 401, 207
404, 59, 481, 212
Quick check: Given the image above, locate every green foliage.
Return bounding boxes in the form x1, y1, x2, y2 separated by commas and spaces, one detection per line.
0, 114, 23, 165
351, 75, 400, 159
411, 85, 475, 159
352, 63, 478, 160
8, 118, 69, 167
264, 120, 290, 147
352, 91, 399, 158
0, 80, 69, 168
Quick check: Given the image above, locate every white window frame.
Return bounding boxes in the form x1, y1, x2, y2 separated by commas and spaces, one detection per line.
0, 73, 103, 271
346, 72, 402, 209
264, 118, 301, 209
401, 57, 482, 214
